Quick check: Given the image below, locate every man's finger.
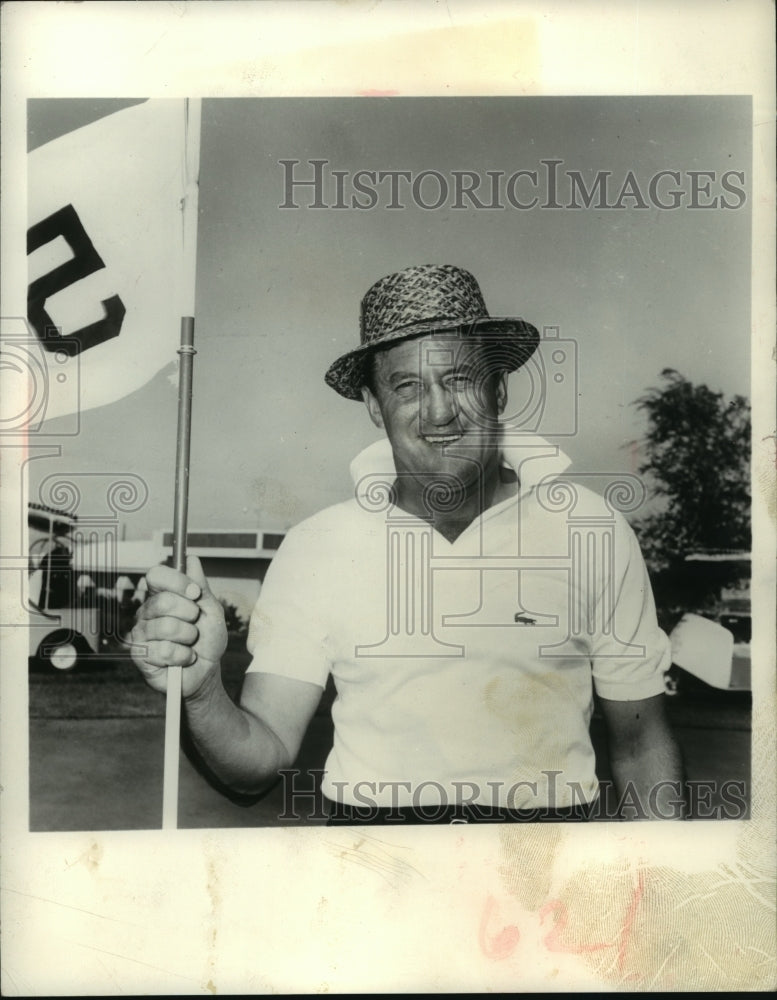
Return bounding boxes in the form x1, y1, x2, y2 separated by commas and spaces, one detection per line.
185, 555, 211, 596
145, 563, 202, 601
141, 617, 200, 645
135, 590, 201, 624
140, 639, 197, 669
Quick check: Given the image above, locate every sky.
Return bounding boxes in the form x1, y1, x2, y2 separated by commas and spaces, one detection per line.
27, 95, 752, 542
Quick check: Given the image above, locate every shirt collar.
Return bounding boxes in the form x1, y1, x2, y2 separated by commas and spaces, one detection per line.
350, 426, 572, 501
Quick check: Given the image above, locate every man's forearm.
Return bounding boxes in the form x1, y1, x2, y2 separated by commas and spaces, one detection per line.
182, 665, 291, 795
609, 738, 686, 820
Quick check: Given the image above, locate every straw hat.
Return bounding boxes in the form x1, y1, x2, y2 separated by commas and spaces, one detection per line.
325, 264, 540, 400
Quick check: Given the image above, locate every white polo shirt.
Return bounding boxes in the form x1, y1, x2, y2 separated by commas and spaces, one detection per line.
246, 432, 669, 809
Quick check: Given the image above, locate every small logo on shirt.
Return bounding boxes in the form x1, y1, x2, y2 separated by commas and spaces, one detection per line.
514, 613, 537, 625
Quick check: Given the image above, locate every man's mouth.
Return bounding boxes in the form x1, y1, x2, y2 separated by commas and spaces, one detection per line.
422, 433, 463, 446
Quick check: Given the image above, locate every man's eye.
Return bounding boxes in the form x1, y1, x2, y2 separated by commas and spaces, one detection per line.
394, 380, 420, 394
448, 374, 473, 389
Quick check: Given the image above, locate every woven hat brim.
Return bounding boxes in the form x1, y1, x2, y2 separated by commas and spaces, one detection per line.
324, 317, 540, 400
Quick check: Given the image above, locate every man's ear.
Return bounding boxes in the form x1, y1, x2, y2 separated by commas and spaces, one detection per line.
361, 385, 385, 429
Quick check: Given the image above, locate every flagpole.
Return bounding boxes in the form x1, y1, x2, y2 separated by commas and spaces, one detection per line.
162, 98, 202, 830
162, 317, 196, 829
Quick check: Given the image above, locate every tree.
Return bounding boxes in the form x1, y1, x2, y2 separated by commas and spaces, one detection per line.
630, 369, 750, 615
218, 598, 248, 636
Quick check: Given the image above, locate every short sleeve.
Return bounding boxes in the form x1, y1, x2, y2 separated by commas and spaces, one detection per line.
590, 516, 670, 701
245, 523, 332, 689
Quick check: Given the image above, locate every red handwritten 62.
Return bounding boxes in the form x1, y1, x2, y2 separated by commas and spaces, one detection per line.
480, 872, 645, 970
478, 895, 521, 960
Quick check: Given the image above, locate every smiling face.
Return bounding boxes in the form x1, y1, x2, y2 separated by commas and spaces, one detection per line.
361, 333, 508, 512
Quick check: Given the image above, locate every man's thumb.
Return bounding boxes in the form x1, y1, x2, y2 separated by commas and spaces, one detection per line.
185, 555, 211, 595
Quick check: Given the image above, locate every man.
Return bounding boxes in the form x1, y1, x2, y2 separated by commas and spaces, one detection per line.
131, 264, 683, 823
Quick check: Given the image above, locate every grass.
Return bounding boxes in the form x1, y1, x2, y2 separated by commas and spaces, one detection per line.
29, 639, 749, 731
28, 636, 252, 719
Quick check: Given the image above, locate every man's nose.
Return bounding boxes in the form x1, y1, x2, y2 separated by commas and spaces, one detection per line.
422, 382, 458, 427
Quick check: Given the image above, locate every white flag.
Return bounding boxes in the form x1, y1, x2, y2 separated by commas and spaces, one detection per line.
26, 99, 200, 420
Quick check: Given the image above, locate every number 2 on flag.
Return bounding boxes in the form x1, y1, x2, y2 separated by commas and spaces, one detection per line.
27, 203, 126, 356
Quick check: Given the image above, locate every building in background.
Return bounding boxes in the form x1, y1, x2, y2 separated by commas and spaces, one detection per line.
152, 527, 286, 626
29, 512, 285, 671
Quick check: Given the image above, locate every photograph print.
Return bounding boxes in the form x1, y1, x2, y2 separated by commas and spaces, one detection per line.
20, 95, 753, 833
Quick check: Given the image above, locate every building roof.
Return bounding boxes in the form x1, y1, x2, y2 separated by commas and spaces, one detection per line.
684, 549, 751, 562
72, 539, 164, 574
